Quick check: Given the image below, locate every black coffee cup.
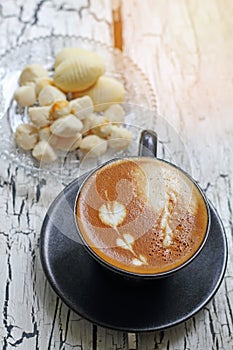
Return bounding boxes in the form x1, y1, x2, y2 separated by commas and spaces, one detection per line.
74, 129, 211, 279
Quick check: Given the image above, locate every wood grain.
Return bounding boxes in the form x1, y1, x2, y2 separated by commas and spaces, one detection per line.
122, 0, 233, 349
0, 0, 232, 349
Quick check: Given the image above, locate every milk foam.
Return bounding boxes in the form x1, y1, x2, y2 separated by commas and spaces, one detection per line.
136, 159, 198, 246
76, 157, 208, 274
139, 160, 197, 214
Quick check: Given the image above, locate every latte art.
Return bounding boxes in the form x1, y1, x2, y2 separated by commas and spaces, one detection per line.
76, 158, 209, 274
99, 200, 127, 229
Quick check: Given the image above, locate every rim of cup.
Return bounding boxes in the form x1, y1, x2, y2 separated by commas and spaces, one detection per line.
74, 156, 211, 280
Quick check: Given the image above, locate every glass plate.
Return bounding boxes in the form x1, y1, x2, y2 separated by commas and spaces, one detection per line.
0, 35, 157, 180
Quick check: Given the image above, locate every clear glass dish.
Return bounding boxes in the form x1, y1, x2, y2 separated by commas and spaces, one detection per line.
0, 35, 157, 180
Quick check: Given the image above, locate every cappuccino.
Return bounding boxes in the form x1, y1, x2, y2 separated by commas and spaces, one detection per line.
76, 158, 209, 274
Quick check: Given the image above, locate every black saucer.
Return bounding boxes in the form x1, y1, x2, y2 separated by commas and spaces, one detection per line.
40, 175, 228, 332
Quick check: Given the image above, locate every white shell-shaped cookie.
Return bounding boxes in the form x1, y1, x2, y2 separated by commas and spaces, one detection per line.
53, 55, 105, 92
50, 133, 82, 151
90, 116, 112, 138
19, 64, 49, 86
103, 104, 125, 125
79, 135, 108, 157
81, 115, 96, 135
74, 76, 125, 111
29, 106, 51, 127
32, 140, 57, 162
54, 47, 97, 68
38, 127, 51, 142
108, 126, 133, 150
50, 114, 83, 137
35, 78, 53, 96
50, 100, 70, 119
69, 96, 93, 120
38, 85, 66, 106
14, 124, 38, 150
14, 85, 37, 107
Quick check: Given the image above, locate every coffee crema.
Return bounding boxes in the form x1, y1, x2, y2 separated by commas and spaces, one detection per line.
76, 158, 209, 274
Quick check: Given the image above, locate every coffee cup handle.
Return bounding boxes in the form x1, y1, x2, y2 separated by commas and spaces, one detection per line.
138, 129, 157, 158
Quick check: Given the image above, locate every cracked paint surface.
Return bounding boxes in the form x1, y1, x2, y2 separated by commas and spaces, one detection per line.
0, 0, 233, 349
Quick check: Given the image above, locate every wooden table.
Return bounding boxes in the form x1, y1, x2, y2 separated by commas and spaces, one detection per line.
0, 1, 232, 349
